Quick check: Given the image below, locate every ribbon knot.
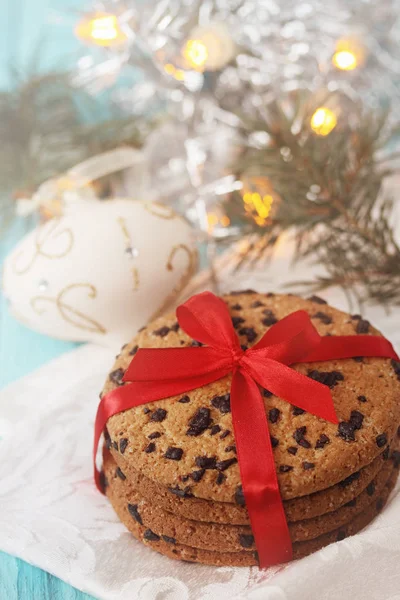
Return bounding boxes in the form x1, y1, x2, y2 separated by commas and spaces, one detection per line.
94, 291, 398, 569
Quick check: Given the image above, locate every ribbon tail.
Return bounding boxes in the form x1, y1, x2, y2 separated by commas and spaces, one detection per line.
94, 368, 231, 492
231, 369, 292, 568
301, 335, 400, 363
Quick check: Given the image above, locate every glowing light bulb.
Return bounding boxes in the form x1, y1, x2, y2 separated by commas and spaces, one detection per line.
332, 50, 358, 71
182, 39, 209, 71
310, 107, 337, 136
75, 13, 128, 47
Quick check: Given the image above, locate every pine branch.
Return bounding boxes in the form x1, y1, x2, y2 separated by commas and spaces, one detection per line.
228, 90, 400, 307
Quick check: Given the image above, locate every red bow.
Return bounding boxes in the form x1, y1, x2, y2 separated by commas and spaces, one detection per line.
94, 292, 398, 568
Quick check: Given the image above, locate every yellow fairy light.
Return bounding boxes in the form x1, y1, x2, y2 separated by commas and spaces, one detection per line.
333, 50, 358, 71
164, 63, 185, 81
332, 39, 364, 71
310, 107, 337, 136
75, 13, 128, 47
207, 212, 231, 234
182, 39, 209, 71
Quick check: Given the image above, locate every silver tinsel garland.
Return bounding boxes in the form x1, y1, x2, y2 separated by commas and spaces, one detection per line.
71, 0, 400, 235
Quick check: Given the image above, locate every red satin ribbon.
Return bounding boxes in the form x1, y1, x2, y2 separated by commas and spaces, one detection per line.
94, 291, 399, 568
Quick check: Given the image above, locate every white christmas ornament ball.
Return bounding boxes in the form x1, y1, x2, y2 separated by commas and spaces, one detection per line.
2, 200, 197, 345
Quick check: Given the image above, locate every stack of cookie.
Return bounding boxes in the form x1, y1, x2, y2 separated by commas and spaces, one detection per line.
100, 291, 400, 566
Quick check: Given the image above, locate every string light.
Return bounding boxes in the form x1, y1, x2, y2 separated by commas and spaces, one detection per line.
243, 192, 274, 226
310, 107, 337, 136
182, 39, 209, 71
207, 213, 231, 234
75, 13, 128, 47
332, 39, 364, 71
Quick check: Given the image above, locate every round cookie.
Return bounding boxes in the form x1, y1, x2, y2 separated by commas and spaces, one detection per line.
104, 466, 398, 567
103, 291, 400, 504
103, 447, 397, 549
107, 437, 397, 524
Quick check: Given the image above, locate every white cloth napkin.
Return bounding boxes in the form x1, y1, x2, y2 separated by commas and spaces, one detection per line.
1, 260, 400, 600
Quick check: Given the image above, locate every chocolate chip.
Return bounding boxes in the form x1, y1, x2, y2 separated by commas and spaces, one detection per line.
181, 475, 189, 482
337, 530, 346, 541
231, 303, 242, 310
279, 465, 293, 473
349, 410, 364, 430
287, 446, 298, 455
376, 433, 387, 448
220, 430, 230, 439
338, 422, 356, 442
171, 322, 180, 332
119, 438, 128, 454
230, 289, 256, 295
345, 499, 357, 507
154, 326, 170, 337
391, 359, 400, 381
265, 292, 275, 297
270, 436, 279, 448
263, 389, 273, 398
225, 445, 236, 453
353, 357, 364, 363
109, 368, 125, 385
210, 424, 221, 435
211, 394, 231, 414
292, 406, 305, 416
239, 533, 254, 548
191, 469, 206, 482
313, 312, 332, 325
112, 441, 118, 451
235, 485, 245, 505
383, 447, 390, 460
129, 345, 139, 356
308, 295, 327, 305
104, 429, 111, 450
251, 301, 265, 308
191, 340, 203, 347
168, 486, 193, 498
392, 450, 400, 468
398, 426, 400, 438
308, 369, 344, 388
315, 434, 330, 449
115, 467, 126, 481
339, 471, 360, 488
164, 447, 183, 460
144, 529, 160, 541
186, 407, 211, 436
128, 503, 142, 525
376, 498, 384, 511
148, 431, 161, 439
144, 442, 156, 453
269, 408, 281, 423
232, 316, 245, 329
178, 395, 190, 403
357, 395, 367, 403
351, 314, 362, 320
143, 407, 151, 414
303, 461, 315, 470
216, 457, 238, 471
195, 456, 216, 469
261, 309, 278, 327
366, 482, 375, 496
161, 535, 176, 544
150, 408, 167, 422
216, 472, 226, 485
238, 327, 258, 343
293, 426, 311, 448
99, 471, 108, 492
356, 319, 370, 334
241, 344, 248, 351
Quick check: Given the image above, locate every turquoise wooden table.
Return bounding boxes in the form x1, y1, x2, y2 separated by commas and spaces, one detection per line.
0, 219, 94, 599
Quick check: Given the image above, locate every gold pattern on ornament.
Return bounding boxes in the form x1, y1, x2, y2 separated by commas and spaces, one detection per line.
117, 217, 139, 292
31, 283, 106, 334
151, 244, 198, 319
12, 219, 74, 275
142, 201, 176, 220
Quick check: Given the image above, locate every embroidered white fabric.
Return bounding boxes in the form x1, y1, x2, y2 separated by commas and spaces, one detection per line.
1, 259, 400, 600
